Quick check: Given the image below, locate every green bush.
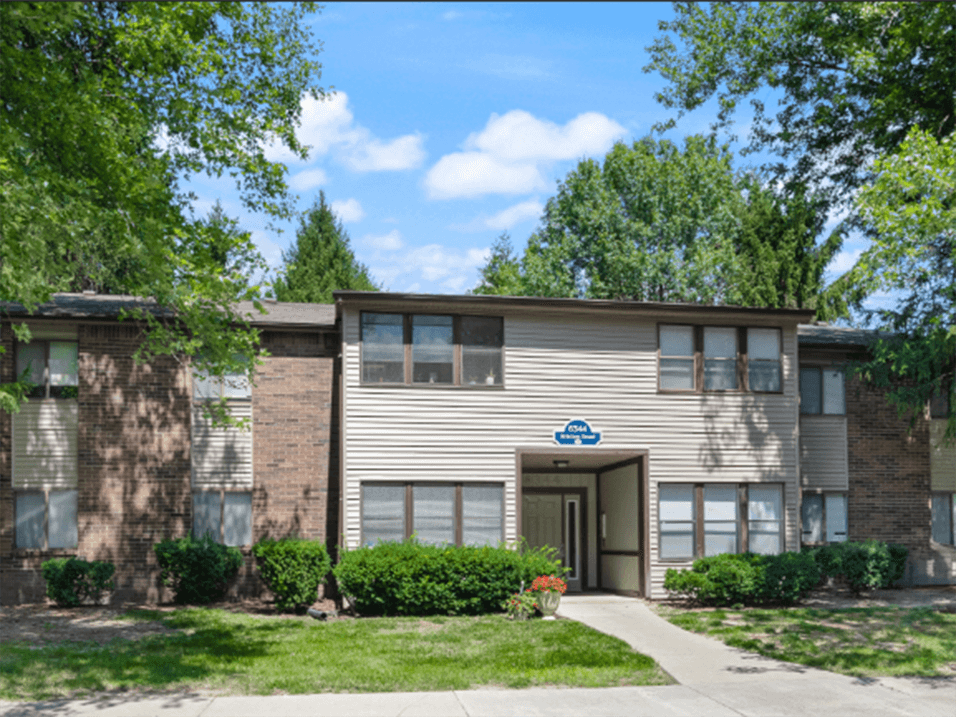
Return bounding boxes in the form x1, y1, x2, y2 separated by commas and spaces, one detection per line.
41, 557, 115, 607
252, 538, 332, 613
756, 550, 822, 603
333, 539, 565, 616
153, 533, 243, 604
809, 541, 908, 593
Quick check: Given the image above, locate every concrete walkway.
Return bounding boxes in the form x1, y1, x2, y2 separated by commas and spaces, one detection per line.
2, 594, 953, 716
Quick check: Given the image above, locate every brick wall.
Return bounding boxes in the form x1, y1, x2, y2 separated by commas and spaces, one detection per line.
1, 321, 340, 605
846, 375, 937, 582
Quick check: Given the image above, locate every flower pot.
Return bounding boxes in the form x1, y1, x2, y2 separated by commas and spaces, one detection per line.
537, 590, 560, 619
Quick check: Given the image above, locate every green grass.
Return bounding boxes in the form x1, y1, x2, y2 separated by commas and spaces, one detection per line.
655, 605, 956, 678
0, 609, 672, 700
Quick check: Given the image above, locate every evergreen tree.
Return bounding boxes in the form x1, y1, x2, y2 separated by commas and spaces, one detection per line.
273, 192, 378, 303
473, 233, 525, 296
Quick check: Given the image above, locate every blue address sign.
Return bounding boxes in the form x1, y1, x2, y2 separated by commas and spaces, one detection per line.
553, 419, 602, 446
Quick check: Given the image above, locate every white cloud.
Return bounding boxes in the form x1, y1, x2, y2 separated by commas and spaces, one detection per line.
331, 198, 365, 223
263, 92, 425, 172
484, 200, 544, 230
425, 110, 626, 200
827, 249, 863, 276
442, 10, 463, 21
250, 230, 285, 269
288, 168, 328, 191
369, 244, 490, 293
363, 229, 405, 251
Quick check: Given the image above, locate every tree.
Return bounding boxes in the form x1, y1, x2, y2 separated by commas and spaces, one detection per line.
1, 2, 324, 418
475, 136, 833, 309
273, 192, 378, 304
645, 2, 955, 208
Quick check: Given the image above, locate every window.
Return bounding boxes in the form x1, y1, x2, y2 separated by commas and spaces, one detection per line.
361, 312, 503, 387
800, 366, 845, 415
361, 482, 504, 546
193, 491, 252, 546
15, 490, 78, 549
658, 483, 784, 559
192, 361, 251, 400
16, 341, 78, 399
932, 493, 956, 545
658, 325, 781, 393
801, 493, 848, 543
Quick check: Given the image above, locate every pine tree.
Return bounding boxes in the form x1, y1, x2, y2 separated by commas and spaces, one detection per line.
273, 192, 378, 303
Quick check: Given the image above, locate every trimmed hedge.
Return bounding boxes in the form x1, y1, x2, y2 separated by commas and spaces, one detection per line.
664, 541, 908, 606
333, 539, 565, 616
42, 557, 115, 607
153, 533, 243, 604
252, 537, 332, 613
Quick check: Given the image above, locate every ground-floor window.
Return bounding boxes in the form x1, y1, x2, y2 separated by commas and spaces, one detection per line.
931, 493, 956, 545
800, 492, 847, 544
14, 489, 78, 549
658, 483, 784, 559
193, 490, 252, 546
361, 482, 504, 547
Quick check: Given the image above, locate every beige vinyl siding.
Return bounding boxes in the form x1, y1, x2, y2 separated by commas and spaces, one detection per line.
12, 400, 79, 488
191, 402, 253, 488
342, 307, 802, 598
799, 415, 849, 490
930, 420, 956, 491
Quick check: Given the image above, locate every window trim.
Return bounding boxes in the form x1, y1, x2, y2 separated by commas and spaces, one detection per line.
191, 489, 253, 547
191, 360, 252, 402
360, 481, 505, 546
800, 490, 848, 545
13, 488, 79, 551
657, 324, 783, 395
657, 482, 784, 561
931, 492, 956, 546
14, 340, 79, 400
799, 364, 846, 415
360, 312, 505, 388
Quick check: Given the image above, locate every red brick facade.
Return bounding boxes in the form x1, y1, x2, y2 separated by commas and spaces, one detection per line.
1, 320, 337, 605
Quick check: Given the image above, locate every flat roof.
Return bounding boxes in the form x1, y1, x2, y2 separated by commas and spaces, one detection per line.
333, 290, 817, 321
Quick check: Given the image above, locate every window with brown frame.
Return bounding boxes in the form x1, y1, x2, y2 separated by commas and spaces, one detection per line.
193, 490, 253, 546
658, 483, 784, 559
361, 482, 504, 546
15, 340, 78, 399
361, 312, 503, 386
14, 489, 78, 549
657, 326, 781, 393
799, 366, 845, 415
800, 492, 847, 544
931, 493, 956, 545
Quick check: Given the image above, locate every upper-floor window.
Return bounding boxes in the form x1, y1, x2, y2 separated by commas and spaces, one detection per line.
658, 325, 781, 393
15, 341, 78, 399
192, 362, 251, 400
361, 312, 503, 387
799, 366, 845, 415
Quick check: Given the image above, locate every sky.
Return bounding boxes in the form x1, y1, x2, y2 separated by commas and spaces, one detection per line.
184, 2, 867, 299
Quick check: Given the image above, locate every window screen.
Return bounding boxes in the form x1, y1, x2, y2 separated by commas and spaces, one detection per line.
822, 370, 845, 415
748, 485, 782, 554
193, 491, 221, 540
825, 494, 847, 542
659, 484, 695, 558
462, 484, 503, 545
362, 313, 405, 384
932, 494, 954, 545
224, 493, 252, 546
412, 484, 455, 544
15, 493, 45, 548
49, 490, 78, 549
704, 485, 737, 556
362, 484, 405, 545
461, 317, 503, 386
801, 494, 823, 543
748, 328, 781, 392
412, 315, 454, 384
704, 327, 737, 390
660, 326, 695, 390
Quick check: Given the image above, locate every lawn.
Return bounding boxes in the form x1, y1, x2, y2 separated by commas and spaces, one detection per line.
0, 609, 673, 700
654, 605, 956, 678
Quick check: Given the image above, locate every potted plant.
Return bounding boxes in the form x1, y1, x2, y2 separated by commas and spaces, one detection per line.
502, 589, 537, 620
530, 574, 567, 619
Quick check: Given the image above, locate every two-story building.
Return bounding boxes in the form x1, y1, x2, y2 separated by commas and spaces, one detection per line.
1, 291, 953, 604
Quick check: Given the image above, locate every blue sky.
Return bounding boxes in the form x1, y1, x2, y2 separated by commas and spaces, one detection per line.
185, 2, 864, 298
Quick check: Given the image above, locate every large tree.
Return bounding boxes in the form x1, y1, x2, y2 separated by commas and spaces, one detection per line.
647, 2, 956, 434
273, 192, 378, 304
475, 136, 837, 310
1, 2, 324, 417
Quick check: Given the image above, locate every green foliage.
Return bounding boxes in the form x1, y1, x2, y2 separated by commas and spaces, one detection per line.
663, 551, 822, 606
646, 2, 955, 207
1, 2, 325, 418
252, 537, 332, 613
41, 558, 116, 608
808, 541, 909, 594
333, 539, 566, 616
473, 233, 526, 296
153, 534, 243, 605
502, 590, 539, 620
272, 191, 378, 303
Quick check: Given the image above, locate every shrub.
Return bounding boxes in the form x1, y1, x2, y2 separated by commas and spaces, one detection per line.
756, 550, 822, 604
42, 557, 115, 607
153, 533, 243, 604
811, 541, 909, 593
333, 539, 565, 616
252, 537, 332, 613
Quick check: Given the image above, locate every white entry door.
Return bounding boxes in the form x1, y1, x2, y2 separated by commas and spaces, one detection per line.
522, 493, 582, 592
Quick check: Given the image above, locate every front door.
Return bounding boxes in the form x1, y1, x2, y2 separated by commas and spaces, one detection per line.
522, 492, 583, 591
